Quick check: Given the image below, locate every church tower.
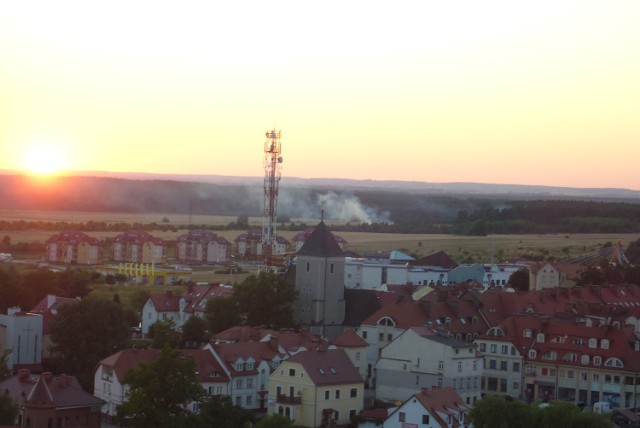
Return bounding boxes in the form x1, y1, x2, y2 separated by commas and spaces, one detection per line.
294, 221, 346, 340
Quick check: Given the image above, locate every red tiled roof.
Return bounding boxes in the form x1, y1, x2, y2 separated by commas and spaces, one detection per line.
148, 292, 181, 312
361, 295, 428, 329
332, 330, 368, 348
0, 371, 104, 410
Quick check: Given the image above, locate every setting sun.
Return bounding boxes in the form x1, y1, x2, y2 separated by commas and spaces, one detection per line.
22, 142, 67, 176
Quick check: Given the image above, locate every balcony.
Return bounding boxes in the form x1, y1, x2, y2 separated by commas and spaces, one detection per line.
277, 394, 301, 405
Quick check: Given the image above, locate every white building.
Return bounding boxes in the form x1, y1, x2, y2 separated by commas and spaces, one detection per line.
0, 308, 43, 369
376, 327, 482, 406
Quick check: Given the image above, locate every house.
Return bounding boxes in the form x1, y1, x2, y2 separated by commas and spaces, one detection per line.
234, 230, 290, 258
94, 348, 229, 421
0, 308, 43, 370
29, 295, 77, 361
204, 341, 282, 411
331, 330, 368, 383
381, 387, 470, 428
293, 221, 347, 340
2, 370, 104, 428
176, 230, 231, 264
140, 284, 233, 335
375, 327, 482, 405
529, 262, 560, 290
111, 230, 165, 264
522, 321, 640, 408
267, 349, 364, 427
44, 231, 102, 265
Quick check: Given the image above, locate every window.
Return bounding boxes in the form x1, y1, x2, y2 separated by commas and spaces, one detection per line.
489, 360, 497, 370
581, 354, 590, 365
236, 379, 243, 389
335, 389, 340, 399
399, 412, 406, 422
438, 377, 443, 388
289, 368, 296, 376
350, 388, 358, 398
355, 352, 360, 361
593, 356, 602, 366
306, 262, 310, 272
422, 415, 430, 424
458, 362, 463, 372
490, 344, 497, 353
350, 409, 357, 420
479, 343, 486, 352
379, 333, 384, 341
593, 373, 600, 382
324, 390, 330, 400
528, 349, 537, 359
524, 329, 532, 338
501, 345, 508, 354
473, 360, 478, 370
387, 333, 392, 341
513, 362, 520, 372
500, 361, 507, 371
247, 379, 253, 388
330, 263, 334, 274
605, 357, 624, 368
438, 361, 444, 370
245, 395, 252, 405
362, 331, 367, 339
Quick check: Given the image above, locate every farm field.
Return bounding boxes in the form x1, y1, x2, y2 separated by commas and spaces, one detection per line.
1, 209, 639, 263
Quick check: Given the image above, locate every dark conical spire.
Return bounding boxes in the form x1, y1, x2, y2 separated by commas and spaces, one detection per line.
297, 221, 345, 257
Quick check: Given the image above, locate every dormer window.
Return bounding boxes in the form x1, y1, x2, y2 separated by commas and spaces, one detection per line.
536, 333, 545, 343
581, 355, 590, 365
601, 339, 610, 350
588, 338, 597, 348
528, 349, 537, 359
523, 329, 532, 338
604, 357, 623, 368
593, 356, 602, 366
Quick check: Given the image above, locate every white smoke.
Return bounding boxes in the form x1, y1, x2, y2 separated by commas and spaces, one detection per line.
277, 189, 391, 224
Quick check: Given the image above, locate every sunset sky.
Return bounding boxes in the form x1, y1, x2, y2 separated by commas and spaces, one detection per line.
1, 1, 639, 189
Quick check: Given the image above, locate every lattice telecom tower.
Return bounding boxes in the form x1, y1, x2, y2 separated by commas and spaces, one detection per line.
261, 129, 283, 270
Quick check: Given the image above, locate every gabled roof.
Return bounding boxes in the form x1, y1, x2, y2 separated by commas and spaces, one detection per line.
45, 231, 100, 246
181, 284, 234, 314
343, 289, 385, 327
297, 222, 345, 257
212, 326, 324, 352
0, 371, 104, 410
112, 230, 165, 246
97, 348, 230, 383
212, 342, 280, 374
177, 230, 231, 246
286, 349, 363, 386
361, 295, 428, 329
331, 330, 367, 348
413, 387, 468, 427
147, 291, 181, 312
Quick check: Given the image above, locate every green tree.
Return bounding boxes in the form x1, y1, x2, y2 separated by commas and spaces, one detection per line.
0, 394, 18, 425
0, 349, 12, 381
190, 395, 255, 428
149, 319, 180, 349
255, 413, 295, 428
205, 297, 241, 335
117, 347, 205, 428
507, 268, 530, 291
50, 297, 129, 389
232, 272, 297, 329
180, 316, 208, 348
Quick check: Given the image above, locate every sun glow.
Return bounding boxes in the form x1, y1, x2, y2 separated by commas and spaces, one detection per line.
22, 142, 68, 176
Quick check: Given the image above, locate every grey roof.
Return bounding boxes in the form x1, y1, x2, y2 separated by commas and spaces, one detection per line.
296, 222, 345, 257
287, 349, 363, 386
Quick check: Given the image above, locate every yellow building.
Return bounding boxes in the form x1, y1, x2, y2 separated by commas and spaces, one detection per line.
267, 349, 364, 427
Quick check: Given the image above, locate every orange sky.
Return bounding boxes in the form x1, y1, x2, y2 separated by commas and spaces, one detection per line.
1, 1, 639, 189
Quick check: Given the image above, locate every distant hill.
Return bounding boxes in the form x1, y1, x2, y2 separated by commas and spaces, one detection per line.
1, 172, 639, 228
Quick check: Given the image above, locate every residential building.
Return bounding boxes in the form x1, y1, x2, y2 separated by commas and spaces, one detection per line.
45, 231, 102, 265
94, 348, 229, 421
176, 230, 231, 264
331, 330, 369, 383
2, 370, 104, 428
375, 327, 482, 405
0, 308, 43, 370
381, 387, 470, 428
529, 262, 560, 290
293, 221, 346, 340
234, 229, 290, 258
111, 230, 165, 264
267, 349, 364, 427
140, 284, 233, 335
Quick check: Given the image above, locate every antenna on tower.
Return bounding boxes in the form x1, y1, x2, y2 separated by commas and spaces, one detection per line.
261, 129, 283, 273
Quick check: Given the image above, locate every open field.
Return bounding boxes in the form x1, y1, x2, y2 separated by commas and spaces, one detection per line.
1, 209, 639, 264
